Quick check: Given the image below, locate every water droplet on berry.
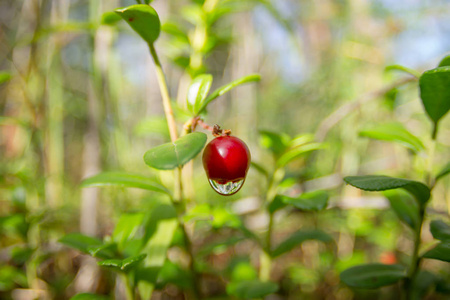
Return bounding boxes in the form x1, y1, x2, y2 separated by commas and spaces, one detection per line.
208, 179, 245, 195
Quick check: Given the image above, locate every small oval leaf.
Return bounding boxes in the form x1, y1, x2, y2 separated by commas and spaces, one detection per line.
359, 123, 424, 153
187, 74, 213, 114
422, 242, 450, 262
115, 5, 160, 44
271, 229, 333, 258
279, 190, 329, 211
81, 172, 169, 194
340, 264, 407, 289
419, 66, 450, 126
226, 280, 278, 299
430, 220, 450, 241
144, 132, 207, 170
198, 74, 261, 114
344, 175, 430, 205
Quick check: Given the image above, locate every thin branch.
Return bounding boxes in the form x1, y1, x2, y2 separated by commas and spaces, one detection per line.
315, 77, 417, 142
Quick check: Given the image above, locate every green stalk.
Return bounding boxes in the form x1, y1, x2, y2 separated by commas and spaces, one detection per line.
405, 206, 425, 299
148, 43, 201, 299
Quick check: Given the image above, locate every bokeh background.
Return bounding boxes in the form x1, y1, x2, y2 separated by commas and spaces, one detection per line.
1, 0, 450, 299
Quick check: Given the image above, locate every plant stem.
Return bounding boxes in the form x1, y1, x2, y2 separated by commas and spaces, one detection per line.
405, 206, 425, 299
120, 273, 135, 300
148, 43, 178, 142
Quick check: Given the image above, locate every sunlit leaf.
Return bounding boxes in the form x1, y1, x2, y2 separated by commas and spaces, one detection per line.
115, 5, 160, 44
144, 132, 207, 170
271, 230, 332, 258
277, 143, 324, 167
422, 242, 450, 262
59, 233, 102, 254
81, 172, 169, 194
430, 220, 450, 241
113, 213, 145, 252
438, 55, 450, 67
385, 64, 421, 78
419, 66, 450, 136
383, 190, 419, 230
187, 74, 213, 114
344, 175, 430, 205
198, 74, 261, 114
101, 12, 121, 26
340, 264, 407, 289
279, 190, 329, 211
259, 130, 290, 157
436, 162, 450, 183
98, 254, 146, 273
227, 280, 278, 299
359, 123, 424, 153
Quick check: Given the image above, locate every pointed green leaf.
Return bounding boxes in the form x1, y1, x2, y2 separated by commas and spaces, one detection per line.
383, 190, 419, 230
359, 123, 424, 153
423, 242, 450, 262
436, 162, 450, 183
279, 190, 329, 211
113, 213, 145, 252
0, 71, 11, 84
87, 243, 117, 259
59, 233, 102, 254
438, 55, 450, 67
271, 230, 333, 258
115, 5, 160, 44
226, 280, 278, 299
198, 74, 261, 114
419, 66, 450, 128
277, 142, 324, 167
259, 130, 290, 157
81, 172, 169, 194
98, 254, 147, 273
340, 264, 407, 289
97, 259, 122, 271
144, 132, 207, 170
430, 220, 450, 241
344, 175, 430, 205
187, 74, 213, 114
385, 65, 420, 78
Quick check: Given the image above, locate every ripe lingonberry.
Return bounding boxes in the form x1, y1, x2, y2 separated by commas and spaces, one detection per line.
202, 135, 251, 195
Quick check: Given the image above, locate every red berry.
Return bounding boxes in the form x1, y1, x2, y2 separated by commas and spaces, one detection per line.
202, 136, 251, 195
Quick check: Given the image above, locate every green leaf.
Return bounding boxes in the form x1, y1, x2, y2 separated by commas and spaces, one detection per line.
422, 242, 450, 262
385, 64, 421, 78
70, 293, 110, 300
87, 243, 117, 259
383, 190, 419, 230
267, 195, 286, 214
115, 4, 160, 44
112, 213, 145, 252
359, 123, 424, 153
81, 172, 169, 194
187, 74, 213, 114
271, 230, 333, 258
226, 280, 278, 299
430, 220, 450, 241
198, 74, 261, 114
156, 260, 193, 290
344, 175, 430, 205
0, 71, 11, 84
438, 55, 450, 67
59, 233, 103, 254
259, 130, 290, 157
144, 132, 207, 170
250, 162, 269, 178
279, 190, 329, 211
340, 264, 407, 289
419, 66, 450, 131
98, 254, 147, 273
276, 142, 324, 167
101, 12, 122, 26
436, 162, 450, 183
